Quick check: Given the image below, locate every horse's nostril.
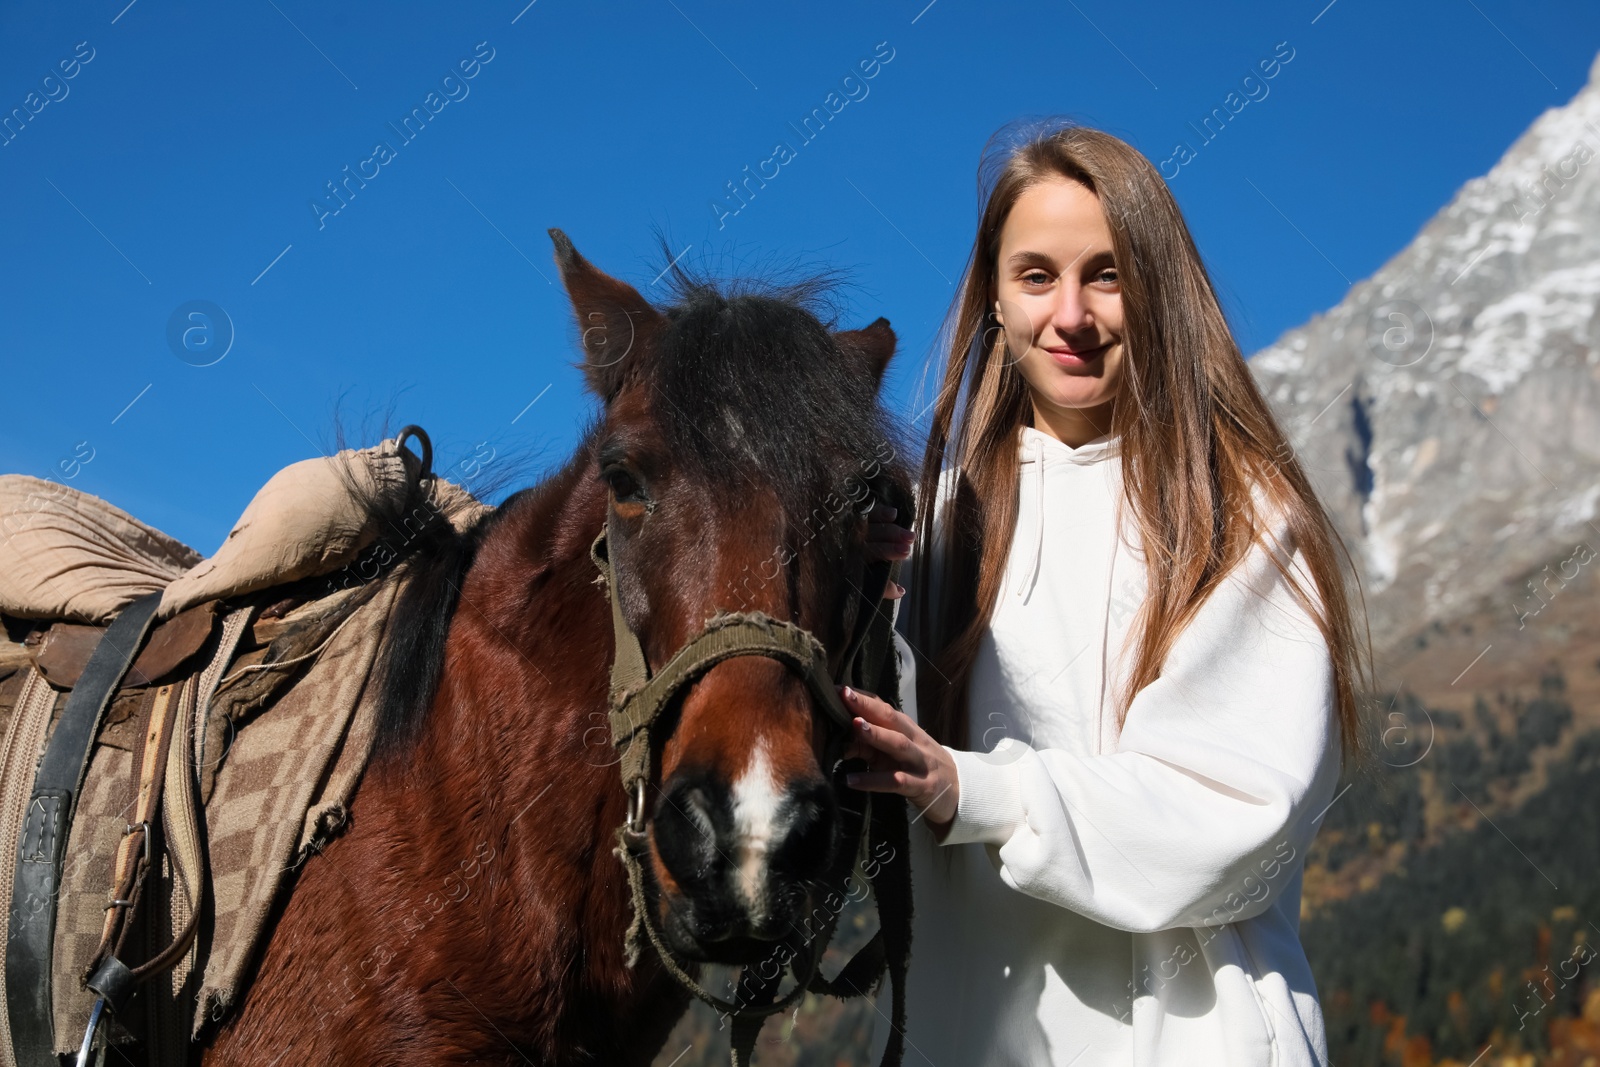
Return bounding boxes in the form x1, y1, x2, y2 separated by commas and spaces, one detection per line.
770, 782, 838, 876
656, 776, 727, 888
677, 785, 710, 823
655, 770, 843, 963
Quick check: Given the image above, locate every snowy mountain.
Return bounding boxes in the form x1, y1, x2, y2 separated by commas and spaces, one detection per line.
1249, 50, 1600, 672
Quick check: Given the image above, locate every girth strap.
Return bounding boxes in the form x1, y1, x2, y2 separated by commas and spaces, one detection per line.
0, 668, 62, 1064
82, 676, 183, 1014
7, 591, 164, 1067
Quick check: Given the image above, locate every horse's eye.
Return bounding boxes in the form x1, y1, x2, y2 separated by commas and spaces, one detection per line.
603, 468, 647, 503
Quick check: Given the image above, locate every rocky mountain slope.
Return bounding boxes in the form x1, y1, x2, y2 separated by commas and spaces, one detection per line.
1249, 50, 1600, 680
1248, 51, 1600, 1066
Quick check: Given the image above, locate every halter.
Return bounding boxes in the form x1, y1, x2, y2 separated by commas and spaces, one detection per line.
590, 500, 908, 1066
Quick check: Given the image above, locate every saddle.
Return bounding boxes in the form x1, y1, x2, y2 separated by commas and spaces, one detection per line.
0, 430, 487, 1066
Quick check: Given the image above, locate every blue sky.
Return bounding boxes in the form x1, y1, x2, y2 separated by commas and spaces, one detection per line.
3, 0, 1597, 552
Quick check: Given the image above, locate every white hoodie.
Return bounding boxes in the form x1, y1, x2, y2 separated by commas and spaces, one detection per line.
868, 425, 1342, 1066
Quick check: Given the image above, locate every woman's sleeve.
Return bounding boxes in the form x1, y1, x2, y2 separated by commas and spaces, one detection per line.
933, 519, 1345, 934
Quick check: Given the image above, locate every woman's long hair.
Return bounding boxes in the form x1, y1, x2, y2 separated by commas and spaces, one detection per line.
909, 118, 1373, 772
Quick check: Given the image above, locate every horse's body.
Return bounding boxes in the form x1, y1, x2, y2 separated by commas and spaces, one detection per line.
199, 232, 910, 1065
202, 455, 689, 1065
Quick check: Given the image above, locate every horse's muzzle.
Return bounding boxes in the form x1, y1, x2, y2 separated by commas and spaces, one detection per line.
652, 769, 840, 964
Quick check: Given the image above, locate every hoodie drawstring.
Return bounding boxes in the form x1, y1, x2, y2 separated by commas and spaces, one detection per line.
1096, 493, 1122, 754
1013, 433, 1047, 602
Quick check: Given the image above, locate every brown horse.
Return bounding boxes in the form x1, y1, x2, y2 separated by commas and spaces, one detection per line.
198, 231, 912, 1065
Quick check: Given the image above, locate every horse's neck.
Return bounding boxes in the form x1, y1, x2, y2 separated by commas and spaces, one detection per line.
381, 458, 683, 1052
425, 453, 612, 799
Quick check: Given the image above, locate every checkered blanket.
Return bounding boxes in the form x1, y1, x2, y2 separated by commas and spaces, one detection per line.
42, 577, 404, 1049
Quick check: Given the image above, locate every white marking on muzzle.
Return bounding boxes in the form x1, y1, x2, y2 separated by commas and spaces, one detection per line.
728, 742, 787, 925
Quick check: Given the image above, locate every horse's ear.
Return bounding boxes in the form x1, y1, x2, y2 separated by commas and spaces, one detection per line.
549, 228, 664, 402
834, 317, 896, 387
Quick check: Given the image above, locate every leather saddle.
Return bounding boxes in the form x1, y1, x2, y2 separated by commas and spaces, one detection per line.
29, 601, 220, 693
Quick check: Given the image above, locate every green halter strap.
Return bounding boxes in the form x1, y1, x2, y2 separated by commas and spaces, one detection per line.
589, 509, 909, 1067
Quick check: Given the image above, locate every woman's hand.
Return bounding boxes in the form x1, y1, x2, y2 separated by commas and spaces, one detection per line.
839, 684, 959, 840
864, 501, 913, 600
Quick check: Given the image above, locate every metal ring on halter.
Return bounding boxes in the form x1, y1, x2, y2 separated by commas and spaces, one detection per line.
627, 778, 647, 834
393, 424, 434, 482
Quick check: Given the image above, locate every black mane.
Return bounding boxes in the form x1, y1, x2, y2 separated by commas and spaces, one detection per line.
643, 242, 906, 549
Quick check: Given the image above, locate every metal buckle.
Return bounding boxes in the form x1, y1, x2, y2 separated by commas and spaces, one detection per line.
627, 777, 646, 831
123, 820, 151, 864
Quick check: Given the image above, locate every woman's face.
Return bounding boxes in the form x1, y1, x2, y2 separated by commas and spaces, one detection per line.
992, 176, 1125, 444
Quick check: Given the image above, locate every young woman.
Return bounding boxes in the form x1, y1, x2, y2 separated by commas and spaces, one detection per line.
843, 120, 1373, 1065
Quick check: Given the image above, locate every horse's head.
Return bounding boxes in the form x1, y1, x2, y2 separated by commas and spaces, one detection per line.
550, 230, 909, 966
